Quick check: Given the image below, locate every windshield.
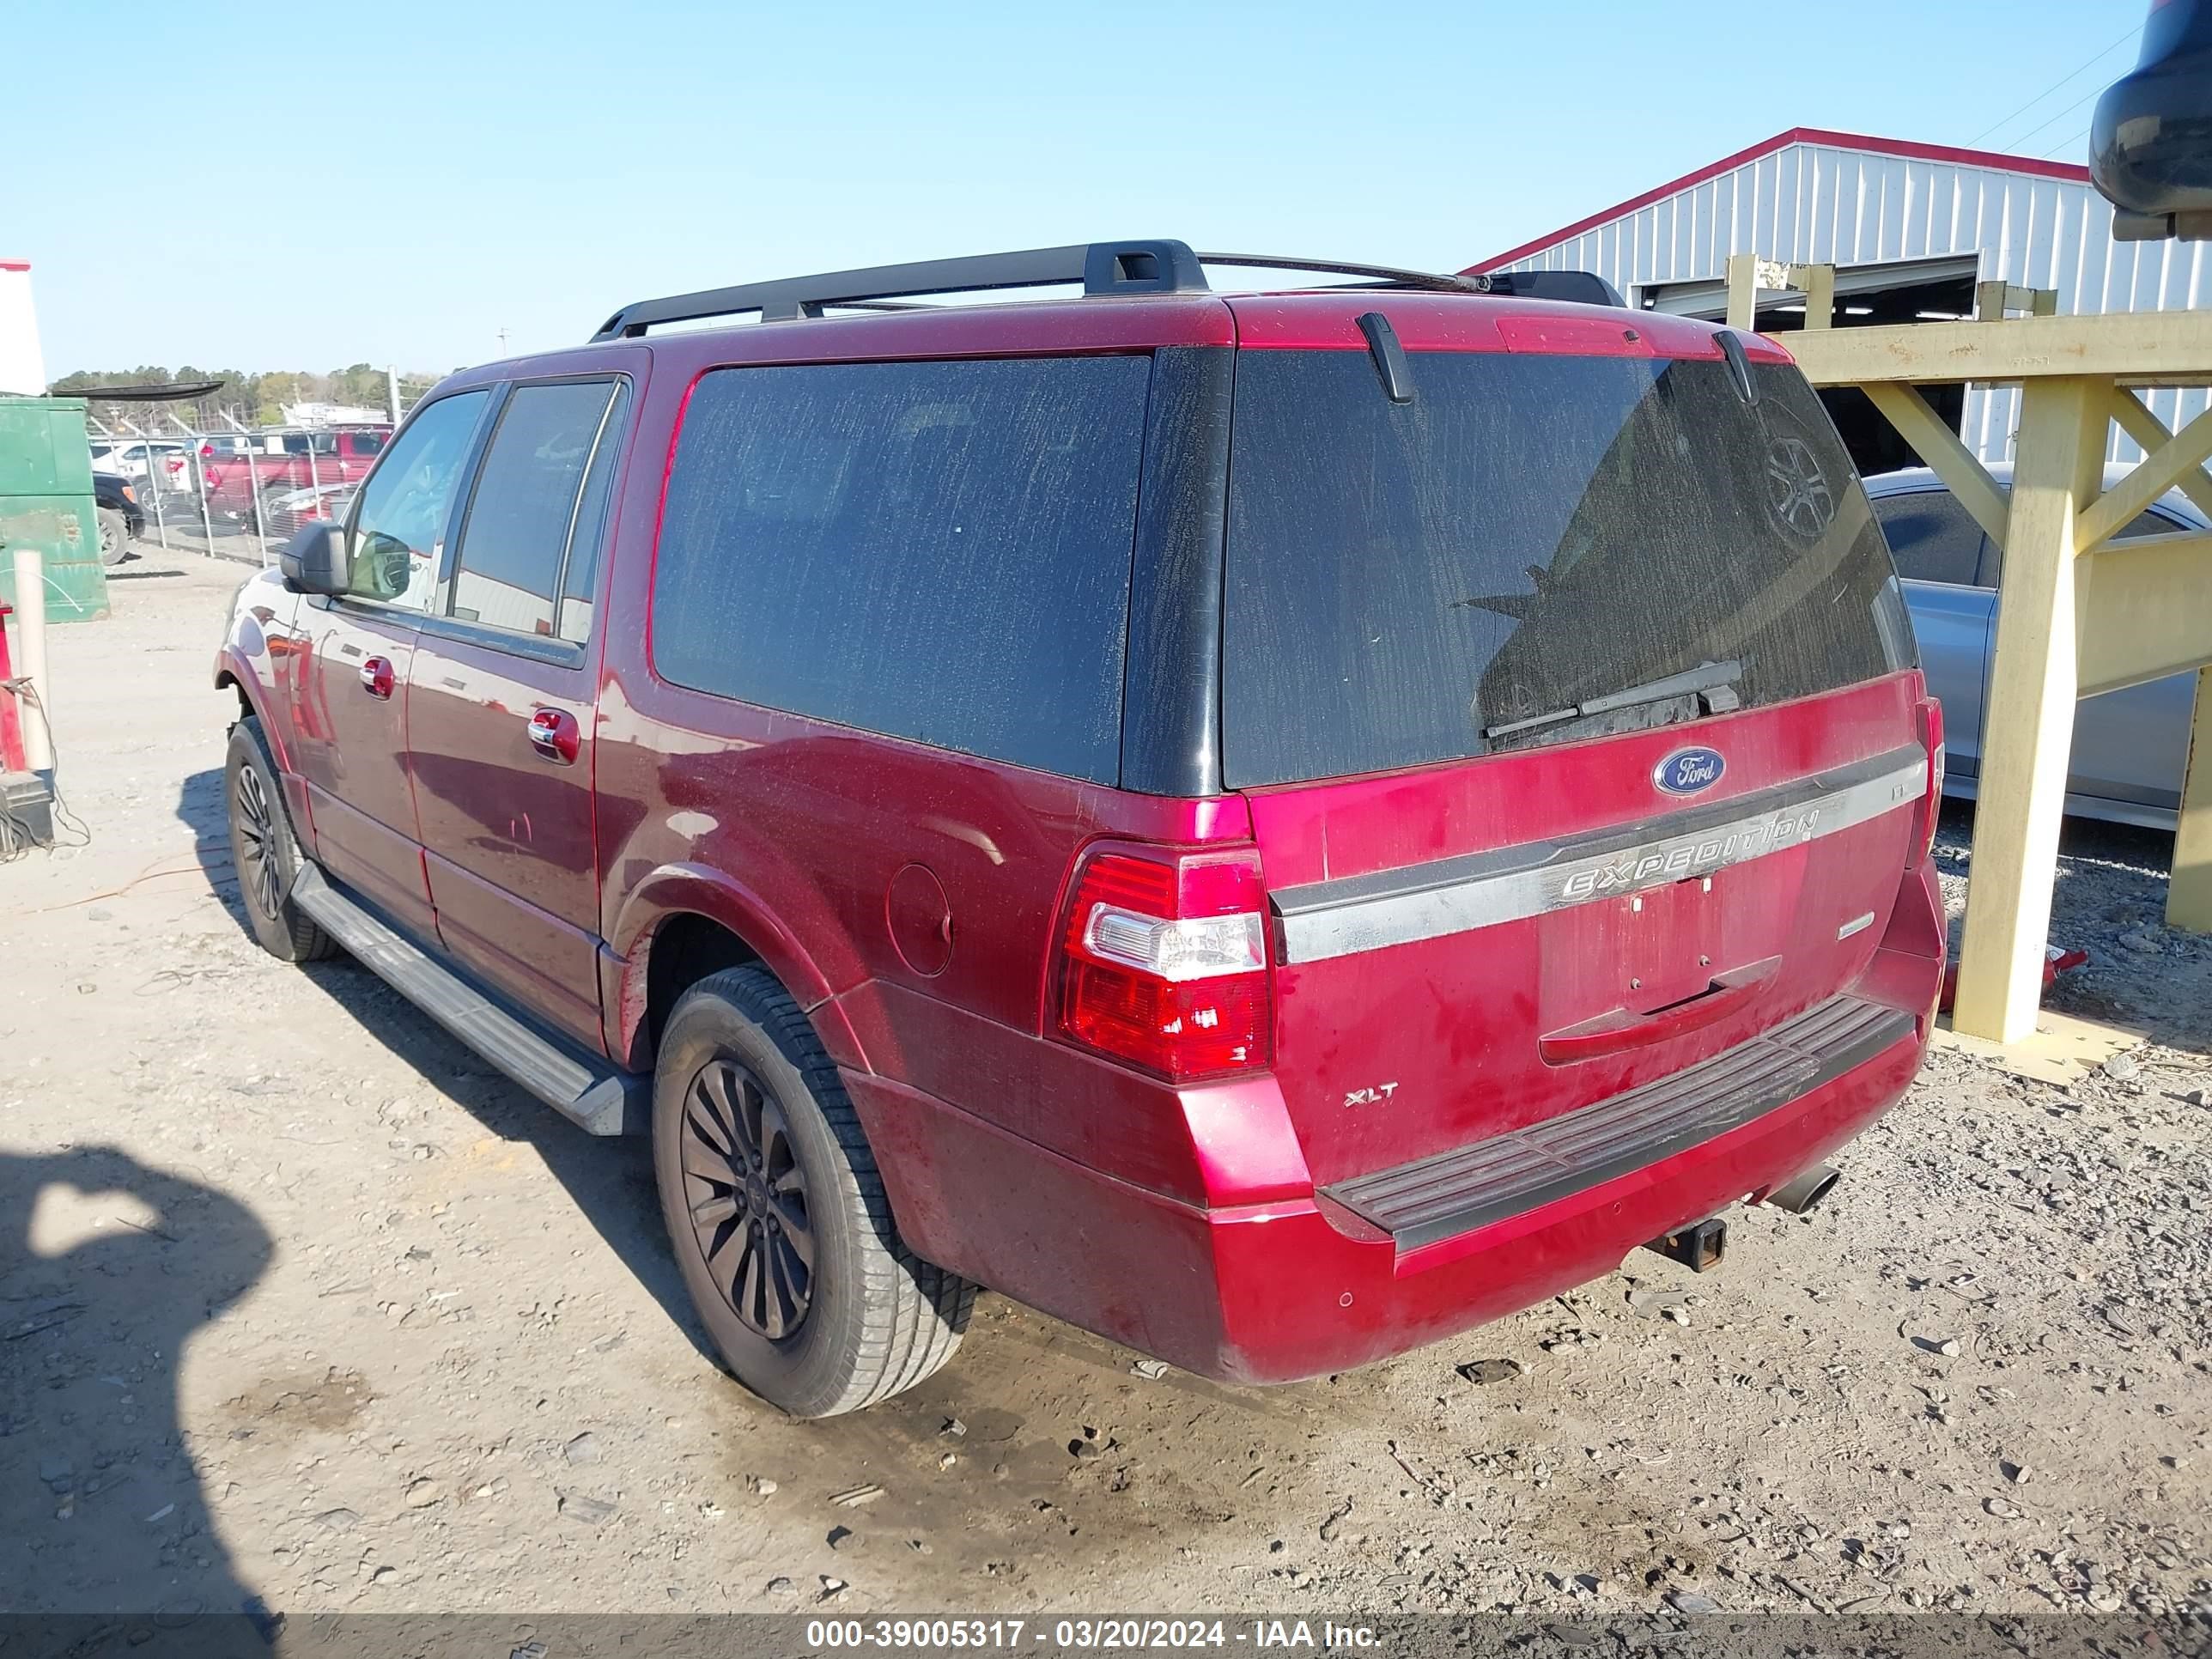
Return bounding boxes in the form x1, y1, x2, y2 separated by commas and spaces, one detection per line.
1221, 349, 1912, 787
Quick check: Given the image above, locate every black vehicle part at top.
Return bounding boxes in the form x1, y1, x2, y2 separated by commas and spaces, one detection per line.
1479, 270, 1629, 308
1356, 313, 1418, 404
66, 379, 227, 402
589, 240, 1624, 339
1192, 252, 1486, 295
2093, 0, 2212, 240
1714, 331, 1760, 405
1120, 348, 1236, 799
591, 241, 1212, 338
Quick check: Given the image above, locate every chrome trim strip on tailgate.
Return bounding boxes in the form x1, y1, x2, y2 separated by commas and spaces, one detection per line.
1320, 994, 1917, 1251
1272, 744, 1925, 964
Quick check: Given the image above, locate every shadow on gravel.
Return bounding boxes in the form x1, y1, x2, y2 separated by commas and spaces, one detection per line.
179, 769, 246, 937
173, 773, 713, 1373
155, 787, 1447, 1586
0, 1145, 278, 1634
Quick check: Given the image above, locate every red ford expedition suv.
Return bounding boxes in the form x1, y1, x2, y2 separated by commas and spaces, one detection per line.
215, 240, 1945, 1418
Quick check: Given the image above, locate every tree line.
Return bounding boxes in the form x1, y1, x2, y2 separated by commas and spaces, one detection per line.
47, 363, 448, 429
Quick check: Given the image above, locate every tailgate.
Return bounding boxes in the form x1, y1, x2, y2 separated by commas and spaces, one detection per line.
1249, 680, 1927, 1188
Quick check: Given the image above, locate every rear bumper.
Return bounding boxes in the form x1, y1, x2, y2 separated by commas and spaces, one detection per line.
847, 865, 1943, 1385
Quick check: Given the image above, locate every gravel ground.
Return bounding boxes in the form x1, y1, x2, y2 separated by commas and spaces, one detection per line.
2, 550, 2206, 1628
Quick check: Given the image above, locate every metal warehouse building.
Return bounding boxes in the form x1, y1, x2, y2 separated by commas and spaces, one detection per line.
1470, 128, 2212, 470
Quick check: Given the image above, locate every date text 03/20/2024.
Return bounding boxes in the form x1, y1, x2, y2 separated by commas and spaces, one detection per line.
803, 1620, 1382, 1650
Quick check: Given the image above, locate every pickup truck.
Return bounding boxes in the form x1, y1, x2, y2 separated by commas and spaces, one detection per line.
199, 428, 389, 524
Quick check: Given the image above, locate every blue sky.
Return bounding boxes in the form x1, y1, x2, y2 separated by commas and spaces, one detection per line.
11, 0, 2142, 377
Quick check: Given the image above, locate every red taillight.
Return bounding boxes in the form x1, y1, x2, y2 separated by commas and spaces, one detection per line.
1054, 846, 1273, 1082
1911, 695, 1946, 866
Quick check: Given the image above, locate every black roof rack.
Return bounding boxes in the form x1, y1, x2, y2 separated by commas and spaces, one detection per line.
1190, 251, 1486, 295
587, 239, 1620, 341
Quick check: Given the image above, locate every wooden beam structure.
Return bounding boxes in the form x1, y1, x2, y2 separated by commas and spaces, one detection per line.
1735, 264, 2212, 1042
1958, 377, 2106, 1040
1724, 252, 1837, 331
2177, 670, 2212, 933
2077, 531, 2212, 696
1975, 282, 2058, 323
1781, 307, 2212, 388
1860, 383, 2012, 544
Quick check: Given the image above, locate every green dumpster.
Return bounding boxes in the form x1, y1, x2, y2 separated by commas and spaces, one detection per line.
0, 396, 109, 624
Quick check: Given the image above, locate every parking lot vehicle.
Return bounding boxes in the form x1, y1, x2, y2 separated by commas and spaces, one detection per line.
1867, 465, 2200, 829
88, 438, 191, 488
259, 482, 356, 539
93, 471, 142, 562
216, 240, 1947, 1417
200, 428, 388, 523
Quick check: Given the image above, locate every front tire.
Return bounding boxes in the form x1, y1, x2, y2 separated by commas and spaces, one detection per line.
225, 717, 336, 963
97, 507, 129, 565
652, 966, 973, 1417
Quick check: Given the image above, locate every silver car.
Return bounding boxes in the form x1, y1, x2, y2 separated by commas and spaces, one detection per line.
1866, 465, 2200, 830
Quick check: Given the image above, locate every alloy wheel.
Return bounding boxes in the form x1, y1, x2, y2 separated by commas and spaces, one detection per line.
234, 763, 283, 920
679, 1058, 814, 1340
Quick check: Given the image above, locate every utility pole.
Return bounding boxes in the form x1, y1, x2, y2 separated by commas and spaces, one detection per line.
386, 365, 401, 426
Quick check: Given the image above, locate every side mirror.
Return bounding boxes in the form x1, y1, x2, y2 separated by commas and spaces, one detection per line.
279, 520, 348, 596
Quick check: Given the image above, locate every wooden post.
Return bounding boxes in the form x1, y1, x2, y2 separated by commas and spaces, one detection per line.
1802, 264, 1836, 331
2173, 667, 2212, 933
1950, 376, 2106, 1042
1725, 252, 1758, 331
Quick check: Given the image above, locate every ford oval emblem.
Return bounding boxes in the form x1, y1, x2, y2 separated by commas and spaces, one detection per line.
1654, 746, 1726, 796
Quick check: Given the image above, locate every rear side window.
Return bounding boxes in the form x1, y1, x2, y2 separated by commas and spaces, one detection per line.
1875, 490, 1989, 586
652, 356, 1152, 782
1223, 351, 1910, 787
450, 380, 623, 641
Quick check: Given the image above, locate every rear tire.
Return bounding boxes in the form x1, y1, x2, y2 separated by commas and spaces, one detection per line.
225, 717, 337, 963
652, 965, 973, 1417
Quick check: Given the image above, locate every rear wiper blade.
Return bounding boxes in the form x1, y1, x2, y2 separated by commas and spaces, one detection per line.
1483, 659, 1744, 740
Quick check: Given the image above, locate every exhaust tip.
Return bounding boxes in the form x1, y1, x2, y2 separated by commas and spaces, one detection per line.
1765, 1164, 1842, 1215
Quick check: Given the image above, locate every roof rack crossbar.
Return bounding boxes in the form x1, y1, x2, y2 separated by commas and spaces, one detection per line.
1192, 252, 1489, 294
586, 240, 1618, 340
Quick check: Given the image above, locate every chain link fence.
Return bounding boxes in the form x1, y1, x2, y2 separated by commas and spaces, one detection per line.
86, 373, 438, 566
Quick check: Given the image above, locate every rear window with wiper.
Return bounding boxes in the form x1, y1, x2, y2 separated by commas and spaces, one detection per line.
1220, 349, 1913, 787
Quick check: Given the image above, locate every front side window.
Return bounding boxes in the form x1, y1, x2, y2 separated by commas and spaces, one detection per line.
343, 391, 489, 611
449, 380, 623, 641
652, 356, 1152, 781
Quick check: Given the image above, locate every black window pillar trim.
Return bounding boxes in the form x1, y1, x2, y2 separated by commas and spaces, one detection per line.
423, 382, 510, 615
1118, 346, 1234, 798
